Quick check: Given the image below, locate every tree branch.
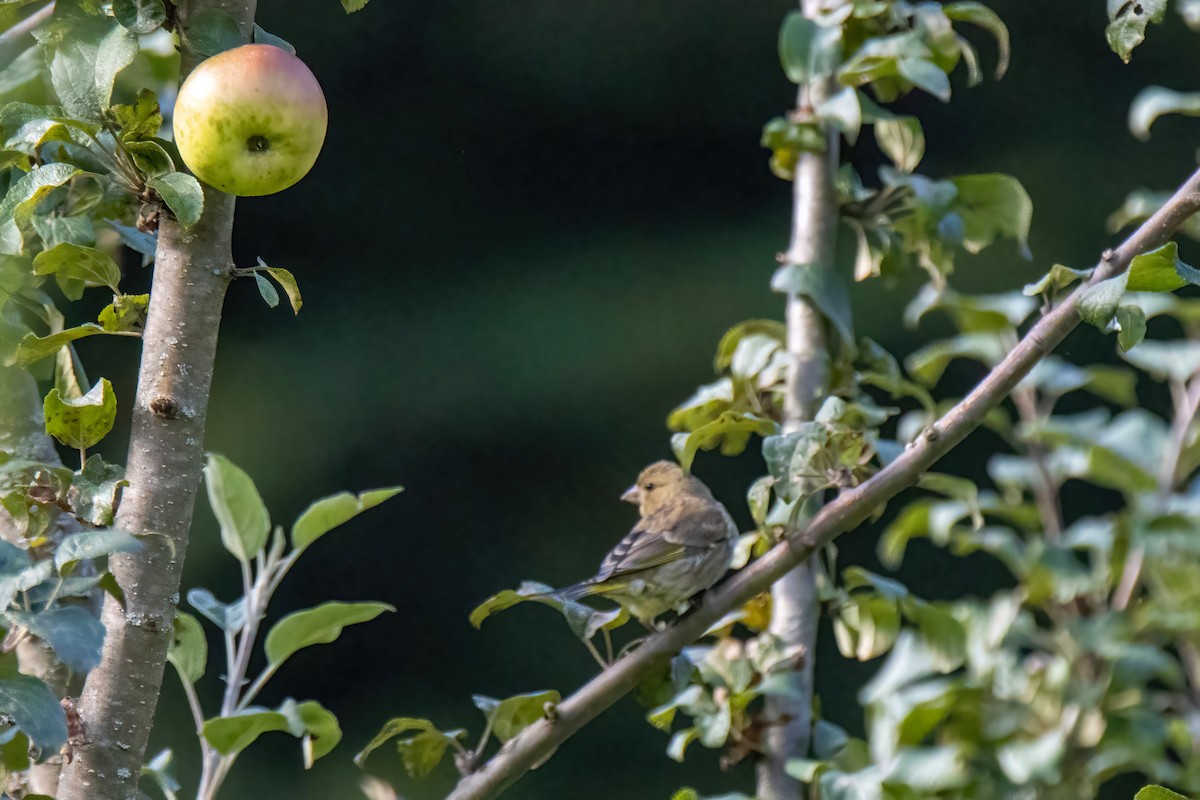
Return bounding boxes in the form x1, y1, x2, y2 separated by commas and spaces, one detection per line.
758, 2, 839, 794
0, 2, 54, 67
54, 3, 257, 797
445, 167, 1200, 800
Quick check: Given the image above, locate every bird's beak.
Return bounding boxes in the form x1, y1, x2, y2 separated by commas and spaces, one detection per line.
621, 485, 643, 505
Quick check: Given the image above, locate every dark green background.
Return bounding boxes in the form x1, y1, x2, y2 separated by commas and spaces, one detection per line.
85, 2, 1200, 797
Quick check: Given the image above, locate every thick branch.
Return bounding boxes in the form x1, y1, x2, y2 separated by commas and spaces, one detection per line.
445, 167, 1200, 800
758, 15, 839, 797
55, 3, 257, 797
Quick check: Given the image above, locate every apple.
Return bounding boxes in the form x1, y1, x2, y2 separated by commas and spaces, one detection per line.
172, 44, 328, 197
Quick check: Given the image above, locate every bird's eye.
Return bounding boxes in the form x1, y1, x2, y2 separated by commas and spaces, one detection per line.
644, 482, 655, 491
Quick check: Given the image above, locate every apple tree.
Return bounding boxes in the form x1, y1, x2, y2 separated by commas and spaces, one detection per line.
3, 1, 1200, 800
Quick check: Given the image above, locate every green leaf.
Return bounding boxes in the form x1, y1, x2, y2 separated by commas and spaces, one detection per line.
342, 0, 371, 12
1116, 305, 1147, 352
0, 676, 67, 753
253, 271, 279, 308
1106, 0, 1168, 62
942, 2, 1010, 79
264, 600, 394, 669
770, 262, 854, 349
816, 86, 862, 145
105, 219, 157, 258
670, 411, 776, 473
1126, 242, 1189, 291
259, 259, 302, 314
204, 453, 271, 562
253, 25, 296, 54
55, 528, 142, 574
354, 717, 464, 773
1135, 787, 1193, 800
183, 8, 245, 58
1076, 271, 1129, 329
468, 580, 628, 640
202, 710, 290, 756
950, 173, 1033, 258
0, 163, 80, 253
714, 319, 785, 371
98, 293, 149, 332
147, 173, 203, 227
125, 139, 174, 178
167, 611, 207, 684
905, 333, 1007, 386
113, 0, 167, 34
1023, 263, 1090, 296
0, 46, 45, 96
897, 59, 951, 101
6, 606, 104, 671
186, 588, 246, 632
43, 377, 116, 450
33, 242, 121, 298
777, 11, 842, 85
47, 17, 139, 119
32, 214, 95, 249
874, 116, 924, 173
1128, 87, 1200, 141
1121, 340, 1200, 382
474, 689, 560, 743
13, 324, 106, 367
291, 487, 403, 552
109, 88, 163, 140
278, 698, 342, 765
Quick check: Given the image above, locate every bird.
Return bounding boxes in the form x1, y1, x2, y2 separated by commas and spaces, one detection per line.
557, 460, 738, 627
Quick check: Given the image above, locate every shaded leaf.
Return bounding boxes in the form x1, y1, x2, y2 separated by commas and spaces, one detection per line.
354, 717, 463, 774
0, 676, 66, 753
670, 411, 776, 474
875, 116, 924, 173
55, 528, 141, 574
13, 324, 106, 367
147, 173, 203, 227
186, 588, 246, 632
7, 606, 104, 671
43, 377, 116, 450
113, 0, 167, 34
167, 611, 207, 684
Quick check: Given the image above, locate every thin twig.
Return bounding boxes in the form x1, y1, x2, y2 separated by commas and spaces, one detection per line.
0, 3, 55, 55
1012, 386, 1063, 541
1112, 373, 1200, 610
444, 168, 1200, 800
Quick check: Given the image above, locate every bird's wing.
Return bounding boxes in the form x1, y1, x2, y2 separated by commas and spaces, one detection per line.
593, 505, 732, 583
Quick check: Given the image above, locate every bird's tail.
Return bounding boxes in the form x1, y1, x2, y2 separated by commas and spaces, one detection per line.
555, 580, 623, 602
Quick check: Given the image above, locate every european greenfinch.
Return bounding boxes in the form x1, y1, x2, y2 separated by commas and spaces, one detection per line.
558, 461, 738, 626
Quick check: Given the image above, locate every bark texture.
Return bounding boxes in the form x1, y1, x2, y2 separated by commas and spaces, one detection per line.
56, 4, 256, 796
757, 7, 840, 793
